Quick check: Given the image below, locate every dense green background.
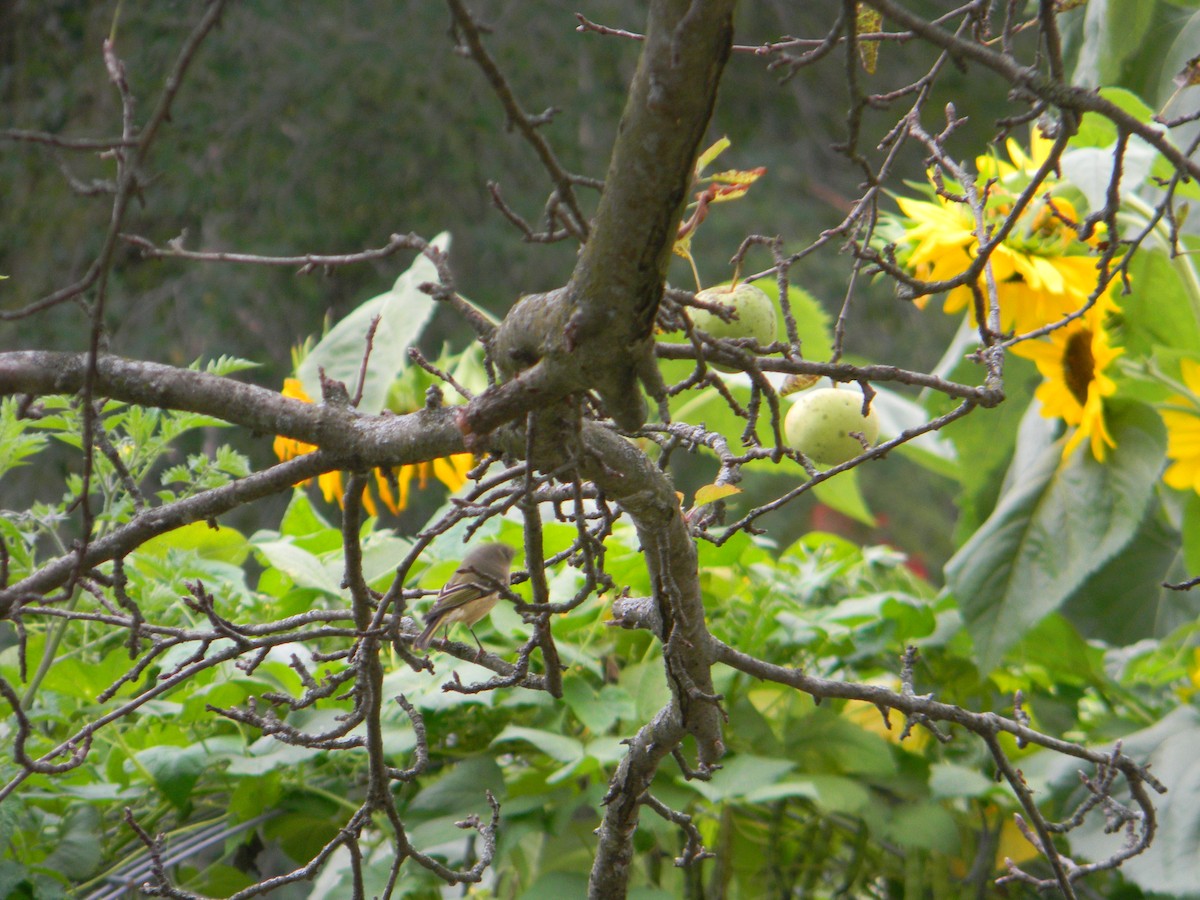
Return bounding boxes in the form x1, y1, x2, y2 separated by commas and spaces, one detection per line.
4, 3, 1200, 896
0, 0, 993, 562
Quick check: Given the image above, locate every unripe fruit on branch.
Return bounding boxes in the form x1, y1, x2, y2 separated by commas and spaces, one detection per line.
784, 387, 880, 465
688, 283, 777, 372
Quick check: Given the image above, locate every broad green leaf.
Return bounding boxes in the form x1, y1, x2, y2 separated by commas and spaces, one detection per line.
870, 385, 957, 478
407, 756, 505, 816
928, 762, 995, 799
185, 864, 257, 898
296, 232, 446, 413
871, 801, 959, 852
621, 661, 671, 723
224, 739, 321, 776
1157, 8, 1200, 110
1115, 247, 1200, 357
562, 676, 635, 735
279, 488, 335, 541
0, 860, 39, 899
812, 467, 876, 527
742, 780, 821, 803
584, 735, 629, 767
684, 754, 795, 802
628, 889, 675, 900
1062, 138, 1159, 211
0, 397, 47, 480
1072, 87, 1157, 149
1063, 506, 1194, 643
789, 713, 898, 778
263, 806, 342, 865
1039, 706, 1200, 895
0, 518, 33, 580
522, 872, 592, 900
1183, 491, 1200, 574
1074, 3, 1157, 88
39, 805, 101, 880
135, 520, 249, 565
492, 726, 585, 765
787, 774, 870, 814
55, 782, 142, 802
135, 744, 211, 809
931, 355, 1039, 539
41, 650, 129, 702
251, 538, 342, 596
950, 401, 1166, 670
1010, 614, 1103, 683
359, 531, 414, 586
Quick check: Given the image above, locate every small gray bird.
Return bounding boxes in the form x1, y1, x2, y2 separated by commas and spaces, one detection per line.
412, 543, 516, 653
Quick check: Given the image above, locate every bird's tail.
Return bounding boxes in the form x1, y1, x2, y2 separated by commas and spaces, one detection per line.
412, 614, 442, 651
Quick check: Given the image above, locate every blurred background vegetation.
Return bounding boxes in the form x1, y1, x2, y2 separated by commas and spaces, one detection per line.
2, 0, 1195, 570
6, 3, 1200, 897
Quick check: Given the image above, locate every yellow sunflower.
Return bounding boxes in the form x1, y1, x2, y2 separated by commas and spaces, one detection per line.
1011, 312, 1123, 462
1161, 359, 1200, 494
976, 128, 1056, 182
273, 378, 472, 514
894, 133, 1119, 334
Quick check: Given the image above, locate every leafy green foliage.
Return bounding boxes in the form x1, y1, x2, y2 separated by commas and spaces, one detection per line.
0, 399, 48, 481
295, 234, 445, 414
7, 451, 1190, 898
6, 3, 1200, 897
949, 400, 1167, 670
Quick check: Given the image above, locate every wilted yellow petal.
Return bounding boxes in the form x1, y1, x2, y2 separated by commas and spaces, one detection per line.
707, 167, 766, 186
781, 373, 821, 396
694, 136, 731, 176
694, 483, 741, 505
855, 4, 882, 74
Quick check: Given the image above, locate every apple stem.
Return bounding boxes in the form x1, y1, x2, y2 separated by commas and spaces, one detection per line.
688, 254, 703, 293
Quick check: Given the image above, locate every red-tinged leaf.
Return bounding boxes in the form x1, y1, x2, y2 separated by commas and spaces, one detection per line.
709, 184, 751, 204
710, 184, 748, 204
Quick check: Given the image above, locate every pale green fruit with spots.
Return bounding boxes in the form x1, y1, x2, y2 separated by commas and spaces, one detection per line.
690, 283, 777, 345
784, 387, 880, 465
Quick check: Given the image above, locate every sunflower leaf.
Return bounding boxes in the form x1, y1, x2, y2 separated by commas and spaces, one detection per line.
296, 233, 446, 414
948, 399, 1166, 671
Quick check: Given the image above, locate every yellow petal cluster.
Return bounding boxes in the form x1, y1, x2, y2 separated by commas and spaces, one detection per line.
895, 131, 1128, 462
273, 378, 472, 514
895, 132, 1118, 335
1011, 312, 1123, 462
1161, 360, 1200, 494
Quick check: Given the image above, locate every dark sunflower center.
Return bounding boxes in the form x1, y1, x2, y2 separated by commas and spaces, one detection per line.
1062, 329, 1095, 406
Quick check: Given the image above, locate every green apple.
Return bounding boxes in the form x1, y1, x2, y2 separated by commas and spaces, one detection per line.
784, 387, 880, 465
689, 283, 777, 355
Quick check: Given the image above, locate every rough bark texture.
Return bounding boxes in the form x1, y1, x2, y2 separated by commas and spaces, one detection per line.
573, 3, 737, 896
2, 5, 738, 897
468, 0, 735, 438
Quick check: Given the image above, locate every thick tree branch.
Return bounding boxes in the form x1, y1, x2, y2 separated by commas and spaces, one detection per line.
470, 0, 737, 437
0, 351, 465, 464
